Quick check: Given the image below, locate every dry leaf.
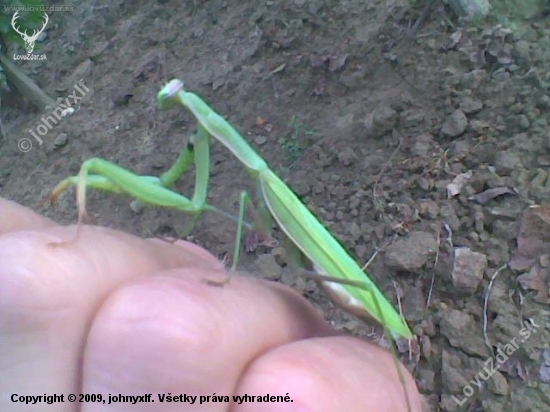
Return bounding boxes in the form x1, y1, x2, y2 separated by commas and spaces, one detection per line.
445, 30, 463, 50
468, 186, 518, 204
446, 170, 473, 197
270, 63, 286, 74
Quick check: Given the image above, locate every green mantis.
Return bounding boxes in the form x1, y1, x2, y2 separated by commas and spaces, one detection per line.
50, 79, 413, 341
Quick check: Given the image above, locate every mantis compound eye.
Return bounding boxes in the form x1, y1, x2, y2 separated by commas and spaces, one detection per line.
158, 79, 185, 110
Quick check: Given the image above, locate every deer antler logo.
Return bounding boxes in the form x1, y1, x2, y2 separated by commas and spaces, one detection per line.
11, 12, 49, 54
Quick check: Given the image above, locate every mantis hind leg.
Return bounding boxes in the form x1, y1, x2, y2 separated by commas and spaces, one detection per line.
232, 190, 281, 271
204, 190, 276, 289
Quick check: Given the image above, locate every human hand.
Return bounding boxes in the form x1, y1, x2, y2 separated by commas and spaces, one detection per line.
0, 197, 423, 411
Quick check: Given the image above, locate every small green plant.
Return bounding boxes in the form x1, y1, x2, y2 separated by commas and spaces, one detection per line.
280, 116, 320, 165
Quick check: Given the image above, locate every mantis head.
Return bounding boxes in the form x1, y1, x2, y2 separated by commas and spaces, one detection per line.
158, 79, 185, 111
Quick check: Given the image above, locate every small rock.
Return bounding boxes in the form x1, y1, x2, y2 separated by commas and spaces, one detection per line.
531, 168, 548, 188
440, 203, 460, 231
400, 109, 425, 127
488, 371, 509, 395
349, 221, 362, 241
447, 0, 490, 19
312, 182, 324, 194
416, 177, 433, 191
292, 171, 310, 196
418, 200, 440, 219
421, 335, 432, 360
441, 109, 468, 138
481, 395, 507, 412
254, 253, 282, 280
440, 310, 490, 357
441, 349, 468, 393
514, 40, 531, 61
459, 96, 483, 114
518, 114, 530, 130
402, 286, 426, 322
366, 105, 397, 138
337, 147, 357, 166
494, 150, 523, 175
539, 348, 550, 383
271, 247, 287, 267
536, 94, 550, 109
354, 243, 367, 259
383, 52, 398, 62
254, 135, 268, 145
421, 318, 436, 336
418, 369, 435, 392
451, 247, 487, 293
384, 231, 439, 272
538, 156, 550, 167
54, 133, 68, 147
335, 112, 355, 131
470, 119, 491, 133
410, 133, 434, 156
492, 68, 510, 81
517, 265, 548, 303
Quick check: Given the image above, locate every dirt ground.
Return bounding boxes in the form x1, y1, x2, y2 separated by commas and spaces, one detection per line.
1, 0, 550, 410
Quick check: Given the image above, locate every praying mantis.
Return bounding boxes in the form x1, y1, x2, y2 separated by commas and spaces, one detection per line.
50, 79, 413, 341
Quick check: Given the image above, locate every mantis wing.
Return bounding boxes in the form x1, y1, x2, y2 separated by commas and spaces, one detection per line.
260, 169, 413, 339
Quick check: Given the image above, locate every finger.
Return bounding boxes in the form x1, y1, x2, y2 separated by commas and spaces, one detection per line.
148, 238, 220, 264
0, 225, 223, 412
232, 336, 423, 412
81, 270, 335, 412
0, 197, 56, 235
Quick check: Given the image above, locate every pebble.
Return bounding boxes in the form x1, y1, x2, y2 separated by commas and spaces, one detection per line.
337, 147, 357, 166
493, 150, 523, 175
459, 96, 483, 114
441, 109, 468, 137
54, 133, 68, 147
384, 231, 438, 272
451, 247, 487, 293
254, 135, 268, 145
439, 310, 490, 357
488, 371, 509, 395
518, 114, 531, 130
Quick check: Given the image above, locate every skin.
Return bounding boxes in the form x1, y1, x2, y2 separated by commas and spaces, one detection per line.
0, 197, 423, 411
